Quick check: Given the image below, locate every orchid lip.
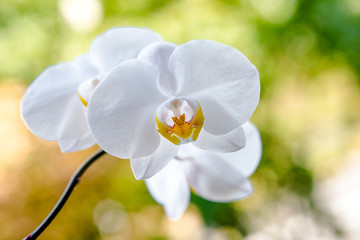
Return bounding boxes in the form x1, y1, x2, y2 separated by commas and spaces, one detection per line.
77, 79, 99, 107
156, 97, 204, 145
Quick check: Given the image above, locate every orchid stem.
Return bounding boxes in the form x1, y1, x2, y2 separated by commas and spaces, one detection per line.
23, 149, 106, 240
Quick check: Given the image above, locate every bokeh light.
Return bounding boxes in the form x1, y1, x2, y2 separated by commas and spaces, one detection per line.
58, 0, 103, 32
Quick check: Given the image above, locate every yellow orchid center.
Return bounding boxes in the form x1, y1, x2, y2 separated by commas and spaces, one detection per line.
77, 79, 99, 107
156, 98, 204, 145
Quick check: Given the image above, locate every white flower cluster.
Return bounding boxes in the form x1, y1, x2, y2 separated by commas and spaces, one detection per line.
21, 27, 262, 219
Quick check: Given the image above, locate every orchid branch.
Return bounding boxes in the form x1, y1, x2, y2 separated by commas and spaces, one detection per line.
24, 149, 106, 240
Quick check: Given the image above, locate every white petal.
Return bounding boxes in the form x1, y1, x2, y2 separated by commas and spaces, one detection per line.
56, 95, 96, 152
131, 136, 179, 180
89, 27, 163, 72
189, 122, 261, 178
220, 121, 262, 178
138, 42, 178, 96
145, 160, 190, 220
73, 54, 101, 80
59, 130, 96, 152
87, 60, 166, 159
193, 126, 245, 152
184, 151, 253, 202
21, 56, 98, 152
169, 40, 260, 135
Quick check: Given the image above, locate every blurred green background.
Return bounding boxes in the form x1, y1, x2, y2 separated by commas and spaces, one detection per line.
1, 0, 360, 239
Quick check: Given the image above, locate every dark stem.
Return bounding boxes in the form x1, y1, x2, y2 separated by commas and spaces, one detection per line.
24, 149, 106, 240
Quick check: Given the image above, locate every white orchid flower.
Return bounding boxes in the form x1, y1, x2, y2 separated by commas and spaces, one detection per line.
145, 122, 261, 220
87, 40, 260, 179
21, 27, 163, 152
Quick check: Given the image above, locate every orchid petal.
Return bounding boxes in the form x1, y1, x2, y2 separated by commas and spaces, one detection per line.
89, 27, 163, 72
184, 149, 253, 202
189, 122, 261, 179
131, 136, 179, 180
145, 160, 190, 220
21, 55, 98, 152
138, 41, 178, 96
73, 54, 101, 80
59, 130, 95, 152
193, 126, 245, 152
169, 40, 260, 135
55, 94, 96, 152
87, 60, 166, 159
220, 121, 262, 178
